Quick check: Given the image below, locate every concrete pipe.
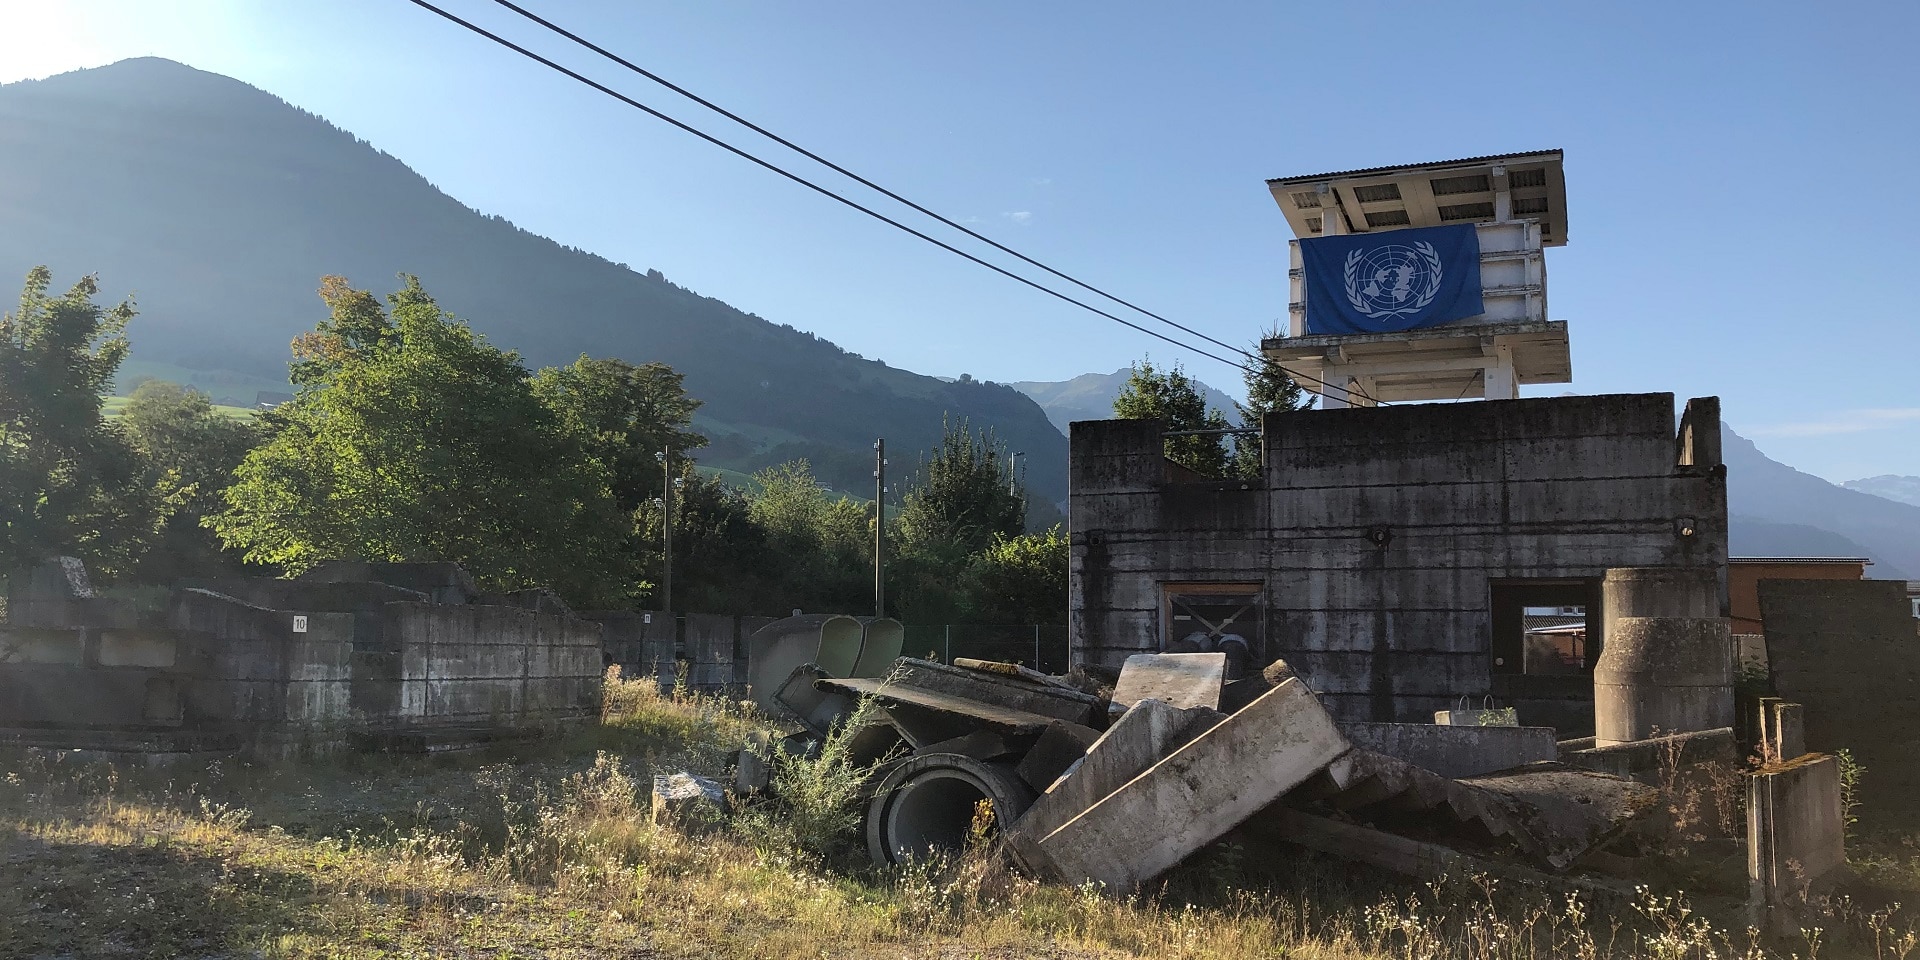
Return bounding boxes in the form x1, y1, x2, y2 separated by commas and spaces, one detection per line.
1601, 566, 1717, 624
866, 752, 1035, 866
1593, 616, 1734, 746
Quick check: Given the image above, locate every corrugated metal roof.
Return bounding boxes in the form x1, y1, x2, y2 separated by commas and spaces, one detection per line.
1728, 557, 1873, 564
1266, 149, 1564, 185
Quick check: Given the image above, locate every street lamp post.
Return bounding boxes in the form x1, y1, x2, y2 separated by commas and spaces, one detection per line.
656, 449, 672, 613
1008, 451, 1025, 495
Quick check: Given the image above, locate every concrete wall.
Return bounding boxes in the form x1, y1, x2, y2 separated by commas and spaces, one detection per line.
585, 610, 677, 687
390, 602, 601, 728
1069, 393, 1728, 730
1759, 578, 1919, 802
1728, 561, 1866, 634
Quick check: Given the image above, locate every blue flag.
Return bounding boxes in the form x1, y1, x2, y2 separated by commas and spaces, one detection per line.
1300, 224, 1484, 335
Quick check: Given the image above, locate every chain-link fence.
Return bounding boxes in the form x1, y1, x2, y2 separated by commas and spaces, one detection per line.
901, 624, 1071, 675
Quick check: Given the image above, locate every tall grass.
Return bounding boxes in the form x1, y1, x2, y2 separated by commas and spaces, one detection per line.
1, 674, 1916, 958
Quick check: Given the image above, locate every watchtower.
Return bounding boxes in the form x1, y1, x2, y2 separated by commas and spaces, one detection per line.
1262, 150, 1570, 407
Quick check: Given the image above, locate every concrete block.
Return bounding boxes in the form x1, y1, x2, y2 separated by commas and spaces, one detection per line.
1111, 653, 1226, 710
1339, 722, 1556, 778
1749, 755, 1846, 924
1771, 702, 1806, 762
1594, 617, 1734, 746
1015, 720, 1102, 792
652, 772, 729, 830
1011, 699, 1222, 847
1024, 679, 1353, 890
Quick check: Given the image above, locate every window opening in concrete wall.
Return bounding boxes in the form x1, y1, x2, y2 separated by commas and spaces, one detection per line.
1161, 582, 1263, 679
1489, 580, 1602, 676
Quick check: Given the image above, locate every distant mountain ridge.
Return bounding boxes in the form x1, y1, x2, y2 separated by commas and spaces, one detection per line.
1012, 367, 1244, 434
0, 58, 1068, 498
1842, 475, 1920, 508
1723, 426, 1920, 579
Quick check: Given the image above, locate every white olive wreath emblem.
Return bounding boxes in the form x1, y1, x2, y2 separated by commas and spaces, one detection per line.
1343, 241, 1444, 319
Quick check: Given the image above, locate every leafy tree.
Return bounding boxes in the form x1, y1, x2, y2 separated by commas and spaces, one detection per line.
117, 380, 261, 578
1229, 328, 1313, 479
748, 460, 872, 614
894, 418, 1025, 558
0, 267, 153, 578
965, 525, 1068, 624
635, 468, 773, 614
1112, 358, 1231, 477
532, 356, 706, 513
208, 276, 635, 606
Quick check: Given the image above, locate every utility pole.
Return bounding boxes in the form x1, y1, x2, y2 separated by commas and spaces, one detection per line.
1008, 450, 1025, 496
874, 438, 886, 619
657, 449, 672, 613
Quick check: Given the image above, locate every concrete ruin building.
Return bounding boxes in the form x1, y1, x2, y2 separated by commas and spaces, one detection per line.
0, 559, 602, 758
1068, 151, 1730, 733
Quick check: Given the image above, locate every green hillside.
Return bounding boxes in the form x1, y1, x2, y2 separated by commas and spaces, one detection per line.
0, 58, 1068, 500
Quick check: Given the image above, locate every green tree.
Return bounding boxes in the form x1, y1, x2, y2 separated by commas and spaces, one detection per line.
208, 276, 634, 605
965, 525, 1068, 624
635, 468, 773, 614
1112, 358, 1231, 477
531, 356, 706, 513
118, 380, 261, 578
748, 460, 872, 614
894, 418, 1025, 558
1229, 329, 1313, 479
0, 267, 154, 578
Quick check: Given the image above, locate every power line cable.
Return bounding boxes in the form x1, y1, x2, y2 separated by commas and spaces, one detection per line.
401, 0, 1375, 404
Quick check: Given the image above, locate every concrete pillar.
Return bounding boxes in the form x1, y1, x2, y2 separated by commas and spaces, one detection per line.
1772, 702, 1806, 761
1594, 616, 1735, 746
1602, 566, 1718, 625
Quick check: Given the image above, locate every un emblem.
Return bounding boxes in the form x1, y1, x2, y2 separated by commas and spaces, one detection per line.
1343, 241, 1444, 320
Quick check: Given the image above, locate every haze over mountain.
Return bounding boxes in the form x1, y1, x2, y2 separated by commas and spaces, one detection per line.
1723, 426, 1920, 579
1012, 368, 1245, 434
0, 58, 1067, 498
1841, 475, 1920, 508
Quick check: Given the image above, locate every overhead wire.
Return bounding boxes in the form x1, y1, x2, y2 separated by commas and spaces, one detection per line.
401, 0, 1377, 405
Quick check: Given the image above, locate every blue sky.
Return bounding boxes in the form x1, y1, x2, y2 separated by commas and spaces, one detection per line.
4, 0, 1917, 481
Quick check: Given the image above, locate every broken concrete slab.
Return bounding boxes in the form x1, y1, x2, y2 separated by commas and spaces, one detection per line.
773, 663, 854, 736
866, 659, 1105, 726
1019, 679, 1351, 891
1561, 727, 1736, 780
1009, 698, 1224, 853
953, 658, 1078, 690
652, 772, 728, 830
1110, 652, 1227, 710
1749, 754, 1846, 933
1339, 721, 1558, 778
1014, 720, 1102, 793
818, 675, 1072, 740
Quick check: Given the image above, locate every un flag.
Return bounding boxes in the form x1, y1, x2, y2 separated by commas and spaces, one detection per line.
1300, 224, 1484, 335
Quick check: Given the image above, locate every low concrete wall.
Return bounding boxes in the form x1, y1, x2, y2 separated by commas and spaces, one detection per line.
391, 602, 600, 729
1339, 721, 1557, 778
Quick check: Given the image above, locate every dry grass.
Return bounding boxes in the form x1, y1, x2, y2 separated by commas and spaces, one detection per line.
1, 670, 1916, 959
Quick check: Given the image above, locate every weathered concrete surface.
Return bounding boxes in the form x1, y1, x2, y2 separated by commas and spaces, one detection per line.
1602, 566, 1718, 623
1760, 578, 1920, 804
1594, 617, 1734, 746
1111, 652, 1226, 710
683, 613, 735, 690
1014, 719, 1102, 792
582, 610, 677, 689
1010, 699, 1224, 851
880, 659, 1105, 727
1338, 721, 1558, 778
1562, 727, 1736, 780
1749, 754, 1845, 923
1771, 702, 1806, 761
854, 619, 905, 678
1068, 393, 1728, 731
652, 772, 728, 830
1022, 679, 1352, 890
744, 614, 863, 713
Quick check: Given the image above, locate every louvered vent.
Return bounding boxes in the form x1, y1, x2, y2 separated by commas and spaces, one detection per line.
1438, 202, 1495, 221
1514, 196, 1549, 215
1430, 174, 1490, 196
1353, 183, 1402, 202
1508, 168, 1548, 188
1365, 209, 1412, 227
1291, 191, 1322, 209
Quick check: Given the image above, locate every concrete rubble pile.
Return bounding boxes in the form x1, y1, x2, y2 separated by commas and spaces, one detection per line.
739, 641, 1664, 891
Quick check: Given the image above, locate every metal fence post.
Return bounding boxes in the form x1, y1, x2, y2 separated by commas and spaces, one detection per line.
1033, 623, 1041, 671
944, 624, 951, 664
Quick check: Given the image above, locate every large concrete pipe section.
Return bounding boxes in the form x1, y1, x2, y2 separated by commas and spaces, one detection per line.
853, 618, 904, 678
745, 614, 863, 714
1601, 566, 1717, 623
1593, 616, 1734, 746
866, 752, 1035, 865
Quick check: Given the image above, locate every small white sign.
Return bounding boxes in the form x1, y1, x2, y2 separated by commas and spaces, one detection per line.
292, 615, 309, 634
642, 613, 652, 624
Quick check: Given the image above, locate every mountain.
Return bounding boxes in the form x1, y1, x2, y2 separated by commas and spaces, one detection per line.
1724, 425, 1920, 579
1012, 368, 1245, 434
0, 59, 1068, 499
1841, 475, 1920, 508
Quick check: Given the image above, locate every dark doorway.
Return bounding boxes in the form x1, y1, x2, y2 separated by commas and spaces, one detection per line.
1489, 578, 1602, 735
